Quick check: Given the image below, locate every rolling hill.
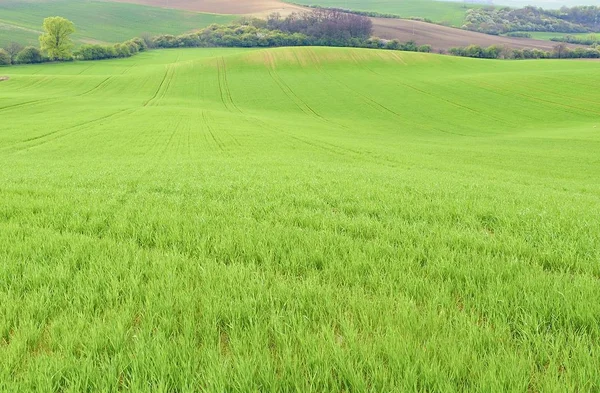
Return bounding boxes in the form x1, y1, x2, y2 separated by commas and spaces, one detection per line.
100, 0, 582, 50
0, 0, 235, 47
1, 47, 599, 391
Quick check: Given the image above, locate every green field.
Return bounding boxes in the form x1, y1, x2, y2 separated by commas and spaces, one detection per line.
0, 0, 235, 47
510, 32, 600, 41
286, 0, 485, 26
1, 47, 599, 390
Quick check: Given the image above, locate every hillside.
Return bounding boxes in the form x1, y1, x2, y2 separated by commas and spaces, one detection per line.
0, 0, 235, 47
1, 47, 599, 391
102, 0, 580, 50
372, 18, 582, 51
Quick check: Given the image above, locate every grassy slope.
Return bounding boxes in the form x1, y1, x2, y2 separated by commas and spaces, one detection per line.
285, 0, 484, 26
0, 0, 235, 47
1, 47, 599, 391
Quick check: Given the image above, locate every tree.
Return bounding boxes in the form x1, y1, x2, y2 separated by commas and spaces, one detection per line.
39, 16, 75, 60
0, 49, 11, 66
5, 42, 23, 62
552, 43, 569, 59
15, 46, 43, 64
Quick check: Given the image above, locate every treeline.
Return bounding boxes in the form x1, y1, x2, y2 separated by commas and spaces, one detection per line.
0, 38, 147, 65
0, 44, 45, 65
464, 6, 600, 35
74, 38, 147, 60
550, 34, 599, 46
149, 13, 431, 53
449, 43, 600, 59
266, 10, 373, 43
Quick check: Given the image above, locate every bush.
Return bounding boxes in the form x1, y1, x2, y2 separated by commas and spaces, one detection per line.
506, 32, 532, 38
15, 46, 43, 64
0, 49, 11, 65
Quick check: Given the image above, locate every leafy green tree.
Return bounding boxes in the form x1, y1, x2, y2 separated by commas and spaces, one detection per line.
39, 16, 75, 60
0, 49, 11, 66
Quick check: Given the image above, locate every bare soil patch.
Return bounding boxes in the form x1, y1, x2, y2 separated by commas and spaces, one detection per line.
0, 77, 9, 82
372, 18, 584, 51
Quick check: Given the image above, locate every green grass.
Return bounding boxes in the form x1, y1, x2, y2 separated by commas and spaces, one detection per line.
0, 0, 235, 47
509, 32, 600, 41
286, 0, 486, 26
1, 47, 599, 391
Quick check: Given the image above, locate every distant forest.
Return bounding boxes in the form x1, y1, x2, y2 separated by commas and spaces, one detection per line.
463, 6, 600, 34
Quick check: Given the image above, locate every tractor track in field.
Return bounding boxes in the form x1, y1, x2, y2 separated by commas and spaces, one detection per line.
78, 76, 114, 97
76, 65, 94, 75
217, 57, 241, 113
143, 60, 179, 107
250, 115, 401, 167
263, 51, 328, 123
4, 108, 134, 153
346, 51, 511, 132
0, 99, 47, 113
473, 79, 600, 117
301, 49, 417, 124
202, 111, 231, 156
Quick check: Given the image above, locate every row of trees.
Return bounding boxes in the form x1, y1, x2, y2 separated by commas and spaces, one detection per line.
74, 38, 147, 60
148, 21, 430, 53
463, 6, 600, 35
0, 44, 44, 65
550, 34, 599, 46
449, 43, 600, 59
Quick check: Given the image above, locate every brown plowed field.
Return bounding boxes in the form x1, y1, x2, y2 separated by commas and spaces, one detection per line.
106, 0, 582, 50
372, 18, 582, 51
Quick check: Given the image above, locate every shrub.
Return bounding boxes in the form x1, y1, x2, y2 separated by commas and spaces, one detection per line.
15, 46, 43, 64
0, 49, 11, 66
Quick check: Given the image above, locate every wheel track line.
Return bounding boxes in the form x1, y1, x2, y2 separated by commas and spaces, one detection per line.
217, 57, 242, 113
348, 52, 510, 131
78, 76, 114, 97
306, 48, 450, 135
474, 79, 600, 116
202, 111, 230, 156
0, 99, 47, 113
4, 108, 134, 153
263, 51, 326, 122
143, 65, 172, 107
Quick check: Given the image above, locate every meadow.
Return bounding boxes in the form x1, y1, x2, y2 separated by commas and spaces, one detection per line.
0, 0, 234, 47
1, 47, 599, 391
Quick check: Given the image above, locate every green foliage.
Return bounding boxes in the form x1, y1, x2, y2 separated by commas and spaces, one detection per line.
0, 48, 11, 65
14, 45, 43, 63
0, 47, 599, 391
449, 43, 600, 59
463, 5, 600, 35
74, 38, 147, 61
506, 32, 533, 38
39, 16, 75, 60
551, 34, 599, 45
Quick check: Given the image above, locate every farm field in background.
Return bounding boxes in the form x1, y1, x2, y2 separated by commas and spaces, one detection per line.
1, 47, 599, 390
284, 0, 484, 26
0, 0, 235, 47
513, 31, 600, 41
